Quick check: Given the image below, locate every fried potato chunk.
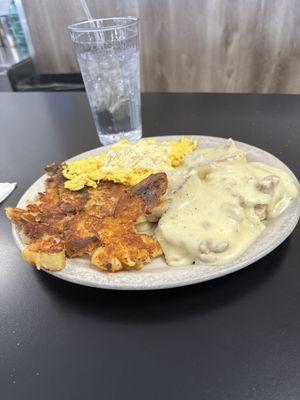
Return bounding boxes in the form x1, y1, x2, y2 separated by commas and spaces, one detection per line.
22, 234, 66, 271
6, 207, 59, 240
91, 217, 162, 272
85, 181, 126, 218
63, 213, 100, 257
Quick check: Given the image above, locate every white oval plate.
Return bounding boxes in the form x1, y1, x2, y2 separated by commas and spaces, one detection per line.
12, 136, 300, 290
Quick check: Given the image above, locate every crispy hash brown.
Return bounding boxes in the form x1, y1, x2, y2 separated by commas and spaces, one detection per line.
6, 163, 167, 272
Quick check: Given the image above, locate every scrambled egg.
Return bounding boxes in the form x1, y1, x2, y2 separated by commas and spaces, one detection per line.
63, 137, 198, 190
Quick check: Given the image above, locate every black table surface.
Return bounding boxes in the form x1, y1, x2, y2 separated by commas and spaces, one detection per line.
1, 92, 300, 400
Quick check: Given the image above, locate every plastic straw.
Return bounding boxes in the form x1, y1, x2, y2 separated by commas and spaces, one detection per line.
79, 0, 104, 42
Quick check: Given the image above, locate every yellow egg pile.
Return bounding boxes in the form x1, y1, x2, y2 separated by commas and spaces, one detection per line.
63, 137, 198, 190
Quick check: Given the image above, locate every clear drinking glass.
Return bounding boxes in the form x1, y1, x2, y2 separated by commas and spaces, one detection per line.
68, 17, 142, 145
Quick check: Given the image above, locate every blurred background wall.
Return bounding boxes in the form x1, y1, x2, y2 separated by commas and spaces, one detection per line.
18, 0, 300, 93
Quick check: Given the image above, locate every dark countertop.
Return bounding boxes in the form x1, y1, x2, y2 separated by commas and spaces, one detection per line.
1, 92, 300, 400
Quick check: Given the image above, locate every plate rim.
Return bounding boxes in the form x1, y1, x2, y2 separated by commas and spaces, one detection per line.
11, 135, 300, 290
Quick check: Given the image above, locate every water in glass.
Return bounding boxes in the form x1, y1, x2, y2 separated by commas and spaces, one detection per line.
69, 18, 142, 145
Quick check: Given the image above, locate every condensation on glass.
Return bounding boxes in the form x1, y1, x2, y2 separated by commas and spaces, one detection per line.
69, 17, 142, 145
